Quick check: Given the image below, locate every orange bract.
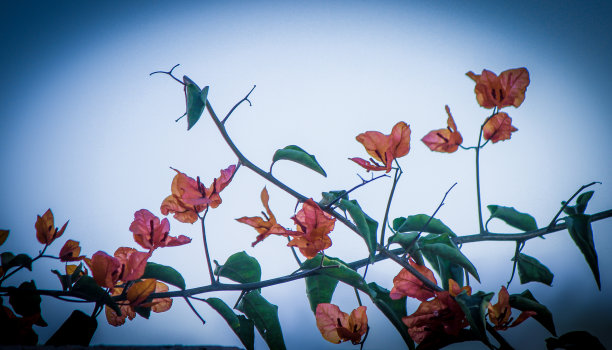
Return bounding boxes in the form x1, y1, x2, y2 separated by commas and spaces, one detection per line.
315, 303, 368, 345
466, 68, 530, 109
59, 239, 84, 262
487, 286, 536, 330
35, 209, 68, 245
482, 112, 518, 143
402, 291, 468, 344
350, 121, 411, 172
105, 281, 172, 327
236, 187, 294, 246
287, 199, 336, 258
160, 165, 237, 224
130, 209, 191, 251
421, 105, 463, 153
390, 260, 437, 301
88, 247, 150, 288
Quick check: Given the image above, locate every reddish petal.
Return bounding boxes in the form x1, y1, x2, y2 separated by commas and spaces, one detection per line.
59, 239, 84, 262
89, 251, 122, 288
349, 157, 388, 172
160, 195, 199, 224
389, 121, 411, 159
126, 278, 156, 307
315, 303, 349, 344
390, 260, 437, 301
482, 112, 518, 143
499, 68, 530, 108
114, 247, 150, 282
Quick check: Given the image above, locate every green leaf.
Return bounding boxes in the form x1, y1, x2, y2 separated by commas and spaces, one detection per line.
509, 290, 556, 336
546, 331, 605, 350
418, 234, 465, 289
393, 214, 455, 236
204, 297, 255, 350
8, 281, 46, 325
214, 251, 261, 284
575, 191, 594, 214
301, 254, 370, 293
183, 76, 207, 131
455, 290, 494, 341
318, 190, 348, 208
367, 282, 414, 350
51, 270, 70, 291
388, 232, 424, 265
305, 274, 338, 313
237, 291, 286, 350
338, 199, 378, 260
271, 145, 327, 177
72, 276, 120, 315
45, 310, 98, 346
420, 242, 480, 282
1, 252, 33, 272
486, 205, 538, 231
142, 262, 186, 290
565, 214, 600, 289
514, 253, 554, 286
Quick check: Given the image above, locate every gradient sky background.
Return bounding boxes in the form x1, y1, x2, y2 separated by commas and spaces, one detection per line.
1, 1, 611, 349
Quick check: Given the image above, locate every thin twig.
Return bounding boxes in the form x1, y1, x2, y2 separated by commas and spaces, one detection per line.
403, 182, 458, 255
199, 207, 216, 285
287, 236, 302, 266
150, 64, 184, 85
475, 108, 497, 234
380, 166, 402, 246
547, 181, 600, 230
323, 173, 390, 210
221, 85, 256, 124
184, 296, 206, 325
506, 241, 524, 288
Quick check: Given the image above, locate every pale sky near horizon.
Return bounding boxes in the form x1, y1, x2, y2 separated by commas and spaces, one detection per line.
1, 1, 611, 349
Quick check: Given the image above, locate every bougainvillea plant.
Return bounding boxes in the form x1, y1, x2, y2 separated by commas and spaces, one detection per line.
1, 65, 610, 350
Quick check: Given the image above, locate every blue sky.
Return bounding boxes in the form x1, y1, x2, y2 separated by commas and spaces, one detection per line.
1, 1, 611, 349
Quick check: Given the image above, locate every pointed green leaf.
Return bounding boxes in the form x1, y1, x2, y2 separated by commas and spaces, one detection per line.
486, 205, 537, 231
388, 232, 424, 265
72, 276, 120, 315
514, 253, 554, 286
546, 331, 605, 350
271, 145, 327, 177
301, 254, 370, 293
45, 310, 98, 346
367, 282, 414, 349
214, 251, 261, 284
455, 290, 494, 341
509, 290, 556, 335
204, 297, 255, 350
575, 191, 594, 214
392, 214, 455, 236
237, 291, 286, 350
565, 214, 600, 290
305, 274, 338, 313
1, 252, 33, 272
51, 270, 70, 291
142, 262, 186, 290
338, 199, 378, 260
420, 242, 479, 282
183, 76, 206, 131
419, 234, 465, 289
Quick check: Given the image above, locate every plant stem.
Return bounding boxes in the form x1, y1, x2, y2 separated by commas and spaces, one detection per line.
380, 167, 402, 246
199, 208, 216, 285
475, 108, 497, 234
